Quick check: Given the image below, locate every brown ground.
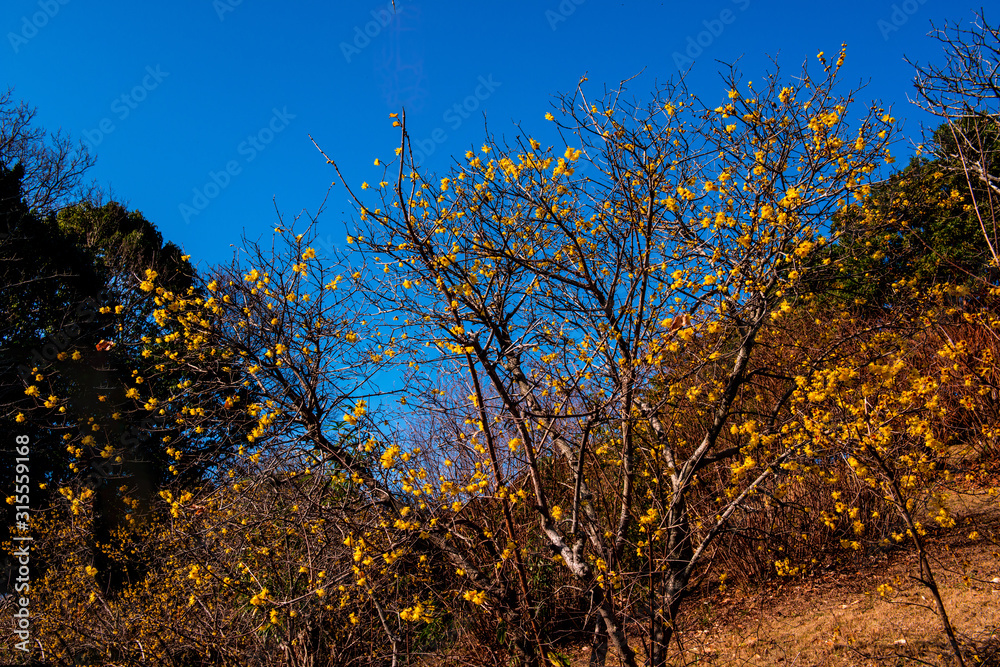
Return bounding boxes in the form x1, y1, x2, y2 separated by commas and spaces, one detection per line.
560, 490, 1000, 666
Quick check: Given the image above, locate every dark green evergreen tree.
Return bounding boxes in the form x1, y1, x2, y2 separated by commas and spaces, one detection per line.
0, 168, 254, 595
816, 119, 998, 311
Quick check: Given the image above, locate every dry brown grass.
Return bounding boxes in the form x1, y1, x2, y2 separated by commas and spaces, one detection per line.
539, 490, 1000, 667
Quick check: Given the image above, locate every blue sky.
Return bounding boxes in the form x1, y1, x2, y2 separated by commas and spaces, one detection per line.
1, 0, 980, 271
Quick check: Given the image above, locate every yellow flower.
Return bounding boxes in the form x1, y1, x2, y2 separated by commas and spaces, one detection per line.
463, 590, 487, 605
794, 240, 815, 258
302, 248, 316, 260
138, 268, 158, 292
545, 112, 554, 121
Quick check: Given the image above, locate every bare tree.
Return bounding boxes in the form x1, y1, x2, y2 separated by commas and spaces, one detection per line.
909, 10, 1000, 271
0, 88, 98, 217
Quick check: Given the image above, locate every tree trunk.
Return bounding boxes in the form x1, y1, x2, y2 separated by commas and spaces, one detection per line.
648, 570, 690, 667
588, 593, 609, 667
